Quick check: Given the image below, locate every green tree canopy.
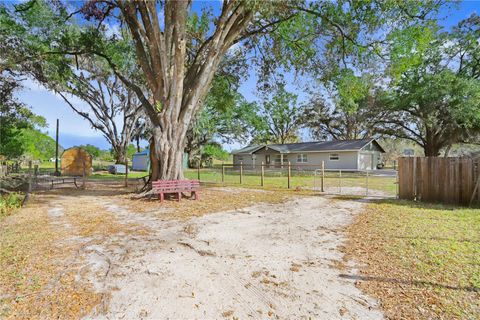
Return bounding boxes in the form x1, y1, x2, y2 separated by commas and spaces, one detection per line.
302, 70, 384, 140
0, 0, 451, 178
252, 84, 302, 144
75, 144, 101, 158
376, 16, 480, 156
379, 68, 480, 156
19, 128, 61, 161
0, 74, 47, 159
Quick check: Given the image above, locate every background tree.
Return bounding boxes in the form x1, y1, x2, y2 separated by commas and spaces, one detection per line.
184, 53, 259, 167
252, 84, 302, 144
200, 143, 230, 168
303, 96, 379, 141
185, 96, 258, 167
53, 72, 146, 164
1, 0, 446, 180
0, 74, 47, 159
75, 144, 101, 158
378, 138, 424, 163
302, 70, 384, 140
448, 13, 480, 80
19, 128, 61, 161
0, 2, 147, 164
379, 69, 480, 156
377, 18, 480, 156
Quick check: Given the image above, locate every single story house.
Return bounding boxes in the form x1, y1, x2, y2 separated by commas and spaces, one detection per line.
232, 138, 386, 171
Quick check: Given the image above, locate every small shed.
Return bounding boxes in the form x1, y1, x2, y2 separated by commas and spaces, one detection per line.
132, 149, 150, 171
131, 149, 189, 171
61, 147, 92, 176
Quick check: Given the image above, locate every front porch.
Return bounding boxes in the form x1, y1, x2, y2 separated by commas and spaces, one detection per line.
263, 151, 289, 168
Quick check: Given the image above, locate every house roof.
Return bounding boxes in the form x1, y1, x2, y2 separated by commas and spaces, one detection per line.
232, 139, 385, 154
231, 145, 264, 155
133, 149, 149, 156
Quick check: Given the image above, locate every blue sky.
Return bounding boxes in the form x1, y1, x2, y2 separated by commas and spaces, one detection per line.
16, 1, 479, 151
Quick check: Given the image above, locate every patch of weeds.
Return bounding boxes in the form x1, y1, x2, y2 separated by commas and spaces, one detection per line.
0, 193, 23, 220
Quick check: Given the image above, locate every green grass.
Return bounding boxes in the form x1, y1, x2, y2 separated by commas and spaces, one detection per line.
348, 200, 480, 318
18, 160, 116, 172
89, 171, 148, 180
37, 162, 55, 169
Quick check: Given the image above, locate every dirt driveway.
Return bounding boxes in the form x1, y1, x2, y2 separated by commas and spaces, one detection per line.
2, 186, 383, 319
46, 190, 381, 319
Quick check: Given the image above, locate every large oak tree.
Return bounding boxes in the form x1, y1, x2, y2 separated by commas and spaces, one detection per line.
80, 0, 442, 180
253, 84, 302, 144
2, 0, 445, 180
84, 1, 267, 180
0, 1, 147, 164
302, 70, 385, 140
378, 16, 480, 156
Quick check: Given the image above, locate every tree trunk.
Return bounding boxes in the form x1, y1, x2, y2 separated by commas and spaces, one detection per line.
423, 142, 442, 157
186, 148, 200, 168
136, 135, 141, 152
114, 145, 127, 164
112, 1, 254, 184
149, 127, 187, 181
443, 144, 452, 158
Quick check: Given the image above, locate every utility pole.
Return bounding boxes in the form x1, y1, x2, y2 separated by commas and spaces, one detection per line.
54, 119, 60, 176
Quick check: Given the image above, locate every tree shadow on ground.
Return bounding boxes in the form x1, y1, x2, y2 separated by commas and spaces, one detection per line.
339, 274, 480, 293
330, 195, 480, 211
391, 235, 480, 244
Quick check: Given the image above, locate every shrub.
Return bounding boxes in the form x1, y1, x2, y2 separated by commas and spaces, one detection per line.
0, 193, 23, 219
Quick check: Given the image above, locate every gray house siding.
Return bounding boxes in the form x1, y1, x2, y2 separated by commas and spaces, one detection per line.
235, 150, 359, 170
293, 151, 359, 170
233, 154, 256, 166
232, 139, 385, 171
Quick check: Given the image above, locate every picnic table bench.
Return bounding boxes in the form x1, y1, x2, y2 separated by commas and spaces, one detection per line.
152, 180, 200, 202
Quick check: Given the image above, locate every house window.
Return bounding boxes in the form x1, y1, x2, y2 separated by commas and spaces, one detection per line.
297, 154, 308, 163
330, 153, 339, 161
237, 156, 243, 161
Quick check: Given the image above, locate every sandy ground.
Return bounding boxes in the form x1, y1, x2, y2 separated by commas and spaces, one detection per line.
48, 193, 381, 320
41, 189, 383, 319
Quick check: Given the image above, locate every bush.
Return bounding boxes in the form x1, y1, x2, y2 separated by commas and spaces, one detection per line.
0, 193, 23, 219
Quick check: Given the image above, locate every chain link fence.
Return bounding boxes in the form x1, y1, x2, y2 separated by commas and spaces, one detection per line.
186, 163, 398, 198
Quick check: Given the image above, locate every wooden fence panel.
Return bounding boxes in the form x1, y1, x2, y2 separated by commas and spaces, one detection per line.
398, 157, 414, 200
475, 159, 480, 203
398, 157, 479, 206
